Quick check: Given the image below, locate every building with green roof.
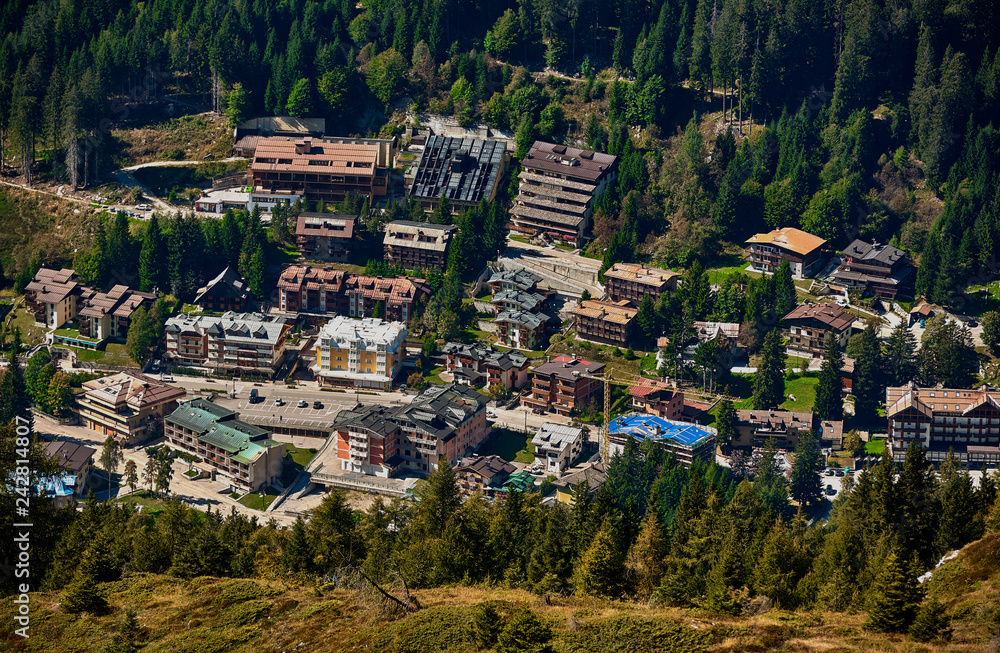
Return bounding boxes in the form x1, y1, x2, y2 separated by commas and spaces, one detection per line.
164, 398, 286, 492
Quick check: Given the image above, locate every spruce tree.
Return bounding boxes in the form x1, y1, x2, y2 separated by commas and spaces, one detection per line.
636, 294, 656, 343
864, 548, 921, 633
137, 214, 165, 292
716, 399, 738, 449
753, 521, 798, 608
62, 545, 109, 613
0, 328, 31, 427
574, 520, 624, 598
814, 334, 844, 420
774, 260, 797, 318
885, 320, 917, 386
790, 429, 822, 505
625, 512, 666, 600
908, 599, 952, 642
852, 322, 884, 423
752, 329, 785, 409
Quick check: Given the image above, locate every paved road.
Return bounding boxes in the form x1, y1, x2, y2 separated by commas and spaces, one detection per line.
34, 412, 297, 525
108, 157, 247, 215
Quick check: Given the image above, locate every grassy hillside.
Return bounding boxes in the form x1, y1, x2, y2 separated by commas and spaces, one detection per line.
4, 551, 999, 653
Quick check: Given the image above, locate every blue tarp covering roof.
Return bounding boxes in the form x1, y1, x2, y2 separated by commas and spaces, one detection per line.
609, 414, 714, 447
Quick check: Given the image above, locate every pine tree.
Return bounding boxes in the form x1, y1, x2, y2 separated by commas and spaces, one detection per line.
495, 607, 553, 653
137, 214, 165, 292
908, 599, 952, 642
716, 399, 738, 449
62, 544, 109, 613
625, 512, 666, 600
790, 430, 822, 505
574, 520, 624, 598
636, 294, 656, 343
309, 489, 361, 569
852, 322, 884, 423
864, 548, 921, 633
282, 516, 315, 572
752, 329, 786, 409
814, 334, 844, 420
885, 320, 917, 386
774, 260, 797, 318
0, 328, 31, 427
982, 311, 1000, 357
753, 521, 798, 608
124, 459, 139, 495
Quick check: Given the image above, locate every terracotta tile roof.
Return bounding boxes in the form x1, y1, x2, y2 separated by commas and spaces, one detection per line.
296, 212, 356, 239
885, 383, 1000, 419
628, 379, 674, 398
745, 227, 827, 256
250, 137, 378, 175
782, 303, 854, 332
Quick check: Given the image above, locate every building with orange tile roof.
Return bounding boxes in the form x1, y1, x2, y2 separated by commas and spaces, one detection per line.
295, 212, 357, 261
745, 227, 827, 278
249, 136, 388, 203
571, 299, 637, 347
276, 265, 429, 323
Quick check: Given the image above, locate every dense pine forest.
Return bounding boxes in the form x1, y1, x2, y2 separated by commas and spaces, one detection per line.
3, 0, 1000, 650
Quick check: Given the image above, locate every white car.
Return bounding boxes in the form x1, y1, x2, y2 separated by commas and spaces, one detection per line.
273, 397, 284, 406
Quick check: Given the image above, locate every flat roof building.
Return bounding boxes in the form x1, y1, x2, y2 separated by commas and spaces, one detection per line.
609, 413, 717, 467
511, 141, 618, 242
408, 135, 508, 213
249, 136, 388, 204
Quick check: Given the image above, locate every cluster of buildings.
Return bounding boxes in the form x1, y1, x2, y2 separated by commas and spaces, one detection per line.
277, 265, 430, 323
441, 342, 531, 391
745, 227, 914, 300
25, 268, 156, 347
486, 267, 556, 350
164, 312, 292, 376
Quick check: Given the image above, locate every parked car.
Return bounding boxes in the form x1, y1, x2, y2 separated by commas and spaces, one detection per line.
532, 407, 545, 415
312, 401, 323, 409
135, 203, 151, 211
835, 469, 845, 477
249, 388, 261, 403
150, 359, 161, 373
297, 400, 308, 408
825, 469, 835, 476
825, 485, 836, 496
273, 397, 284, 406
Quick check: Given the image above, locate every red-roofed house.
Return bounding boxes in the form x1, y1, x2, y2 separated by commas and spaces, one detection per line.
629, 380, 684, 421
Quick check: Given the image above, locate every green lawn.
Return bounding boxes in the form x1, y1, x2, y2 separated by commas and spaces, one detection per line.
479, 428, 535, 463
509, 235, 531, 245
780, 374, 819, 413
115, 491, 172, 517
864, 439, 886, 455
7, 304, 47, 346
238, 487, 280, 511
706, 262, 752, 286
282, 446, 317, 485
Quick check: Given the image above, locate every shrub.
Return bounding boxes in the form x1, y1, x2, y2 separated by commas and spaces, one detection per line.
908, 599, 952, 642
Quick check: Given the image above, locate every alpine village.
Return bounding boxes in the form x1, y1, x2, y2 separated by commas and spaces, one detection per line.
3, 0, 1000, 651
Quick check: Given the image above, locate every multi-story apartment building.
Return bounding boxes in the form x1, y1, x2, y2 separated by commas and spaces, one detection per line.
25, 268, 155, 345
886, 383, 1000, 464
164, 312, 291, 376
490, 289, 550, 314
486, 268, 543, 295
494, 310, 548, 351
383, 220, 457, 271
164, 398, 286, 492
783, 303, 854, 358
77, 371, 186, 445
734, 409, 815, 450
830, 239, 914, 300
329, 383, 490, 477
24, 268, 80, 328
603, 262, 681, 307
295, 212, 357, 261
523, 356, 605, 416
77, 285, 156, 341
511, 141, 618, 242
194, 267, 249, 313
532, 423, 584, 473
745, 227, 827, 278
276, 265, 429, 323
571, 300, 637, 347
628, 380, 684, 421
441, 342, 531, 390
407, 135, 508, 213
249, 136, 389, 203
608, 414, 717, 467
311, 317, 406, 390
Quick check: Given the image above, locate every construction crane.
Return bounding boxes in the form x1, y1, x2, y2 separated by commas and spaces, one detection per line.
576, 367, 654, 463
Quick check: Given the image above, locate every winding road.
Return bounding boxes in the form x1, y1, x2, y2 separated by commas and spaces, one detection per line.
110, 157, 247, 214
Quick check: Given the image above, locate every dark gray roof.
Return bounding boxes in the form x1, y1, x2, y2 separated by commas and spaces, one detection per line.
408, 135, 506, 205
487, 268, 542, 291
45, 441, 95, 474
842, 239, 908, 266
495, 310, 546, 330
195, 266, 249, 304
491, 290, 547, 312
532, 356, 605, 381
442, 342, 529, 371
